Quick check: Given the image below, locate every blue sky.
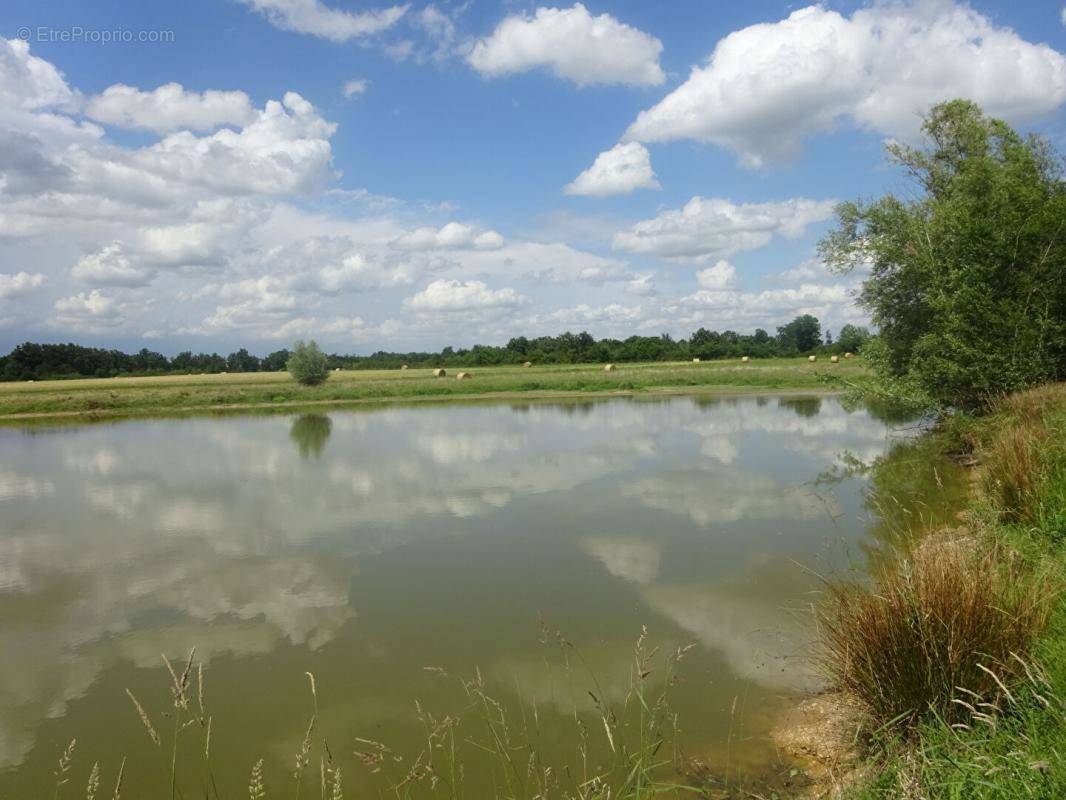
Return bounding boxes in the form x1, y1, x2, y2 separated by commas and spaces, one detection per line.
1, 0, 1064, 355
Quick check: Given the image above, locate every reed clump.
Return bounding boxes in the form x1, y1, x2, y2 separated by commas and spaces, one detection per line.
985, 421, 1045, 522
983, 384, 1065, 526
816, 542, 1055, 730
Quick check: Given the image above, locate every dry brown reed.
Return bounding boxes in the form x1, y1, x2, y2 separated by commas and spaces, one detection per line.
983, 385, 1065, 523
816, 542, 1054, 729
985, 422, 1045, 522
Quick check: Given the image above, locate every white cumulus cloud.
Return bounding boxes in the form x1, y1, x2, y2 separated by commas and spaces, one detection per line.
625, 2, 1066, 166
405, 279, 524, 313
71, 243, 156, 288
342, 79, 369, 99
467, 3, 665, 87
675, 282, 862, 335
51, 289, 142, 332
0, 38, 100, 148
624, 273, 654, 296
565, 142, 660, 197
0, 38, 76, 112
0, 271, 48, 300
696, 260, 736, 290
238, 0, 408, 42
85, 83, 257, 132
390, 222, 504, 251
612, 197, 835, 262
122, 91, 337, 198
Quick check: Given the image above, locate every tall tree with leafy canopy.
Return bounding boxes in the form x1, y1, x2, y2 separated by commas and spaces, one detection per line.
837, 324, 871, 354
777, 314, 823, 353
820, 100, 1066, 410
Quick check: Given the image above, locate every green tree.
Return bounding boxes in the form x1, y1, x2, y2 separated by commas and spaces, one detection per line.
286, 340, 330, 386
226, 348, 261, 373
505, 336, 530, 356
821, 100, 1066, 409
262, 349, 290, 372
777, 314, 823, 353
837, 324, 871, 354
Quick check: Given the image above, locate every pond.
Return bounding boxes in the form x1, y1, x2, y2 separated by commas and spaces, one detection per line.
0, 394, 966, 797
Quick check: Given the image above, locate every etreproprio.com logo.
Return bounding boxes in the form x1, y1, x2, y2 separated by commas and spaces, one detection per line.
15, 26, 175, 44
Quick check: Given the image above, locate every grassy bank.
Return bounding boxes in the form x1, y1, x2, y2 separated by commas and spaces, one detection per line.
820, 384, 1066, 799
0, 357, 864, 421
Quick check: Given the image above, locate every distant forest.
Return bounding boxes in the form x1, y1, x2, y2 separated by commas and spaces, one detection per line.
0, 314, 871, 381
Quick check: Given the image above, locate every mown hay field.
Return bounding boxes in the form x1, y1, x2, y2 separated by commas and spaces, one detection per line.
0, 357, 867, 420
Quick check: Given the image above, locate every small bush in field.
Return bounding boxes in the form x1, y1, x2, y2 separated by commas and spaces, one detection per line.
286, 340, 329, 386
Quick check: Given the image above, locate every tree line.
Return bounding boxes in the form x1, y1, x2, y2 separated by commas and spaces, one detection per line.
0, 316, 872, 381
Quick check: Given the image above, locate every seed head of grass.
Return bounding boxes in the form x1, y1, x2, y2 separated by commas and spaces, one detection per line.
52, 738, 76, 800
161, 648, 196, 711
54, 738, 75, 781
125, 689, 160, 746
294, 715, 315, 780
248, 758, 265, 800
111, 757, 126, 800
85, 762, 99, 800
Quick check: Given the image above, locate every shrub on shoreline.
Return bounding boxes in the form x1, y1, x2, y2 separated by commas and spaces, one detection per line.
816, 542, 1054, 729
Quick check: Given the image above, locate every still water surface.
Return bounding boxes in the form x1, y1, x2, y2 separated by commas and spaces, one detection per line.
0, 395, 962, 796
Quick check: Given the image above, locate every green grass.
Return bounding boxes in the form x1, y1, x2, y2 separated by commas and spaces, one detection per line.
843, 383, 1066, 799
0, 358, 866, 421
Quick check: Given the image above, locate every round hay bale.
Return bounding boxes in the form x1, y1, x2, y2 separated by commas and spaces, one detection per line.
741, 356, 750, 362
456, 371, 472, 380
400, 364, 409, 370
334, 367, 341, 371
523, 361, 532, 368
604, 363, 616, 372
692, 357, 700, 363
844, 352, 853, 359
808, 355, 817, 363
433, 368, 446, 378
830, 355, 839, 363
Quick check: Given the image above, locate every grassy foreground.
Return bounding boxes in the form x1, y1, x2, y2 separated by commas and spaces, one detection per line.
825, 384, 1066, 799
0, 358, 865, 420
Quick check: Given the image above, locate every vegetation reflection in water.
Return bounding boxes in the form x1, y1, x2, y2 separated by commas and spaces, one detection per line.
0, 395, 966, 797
